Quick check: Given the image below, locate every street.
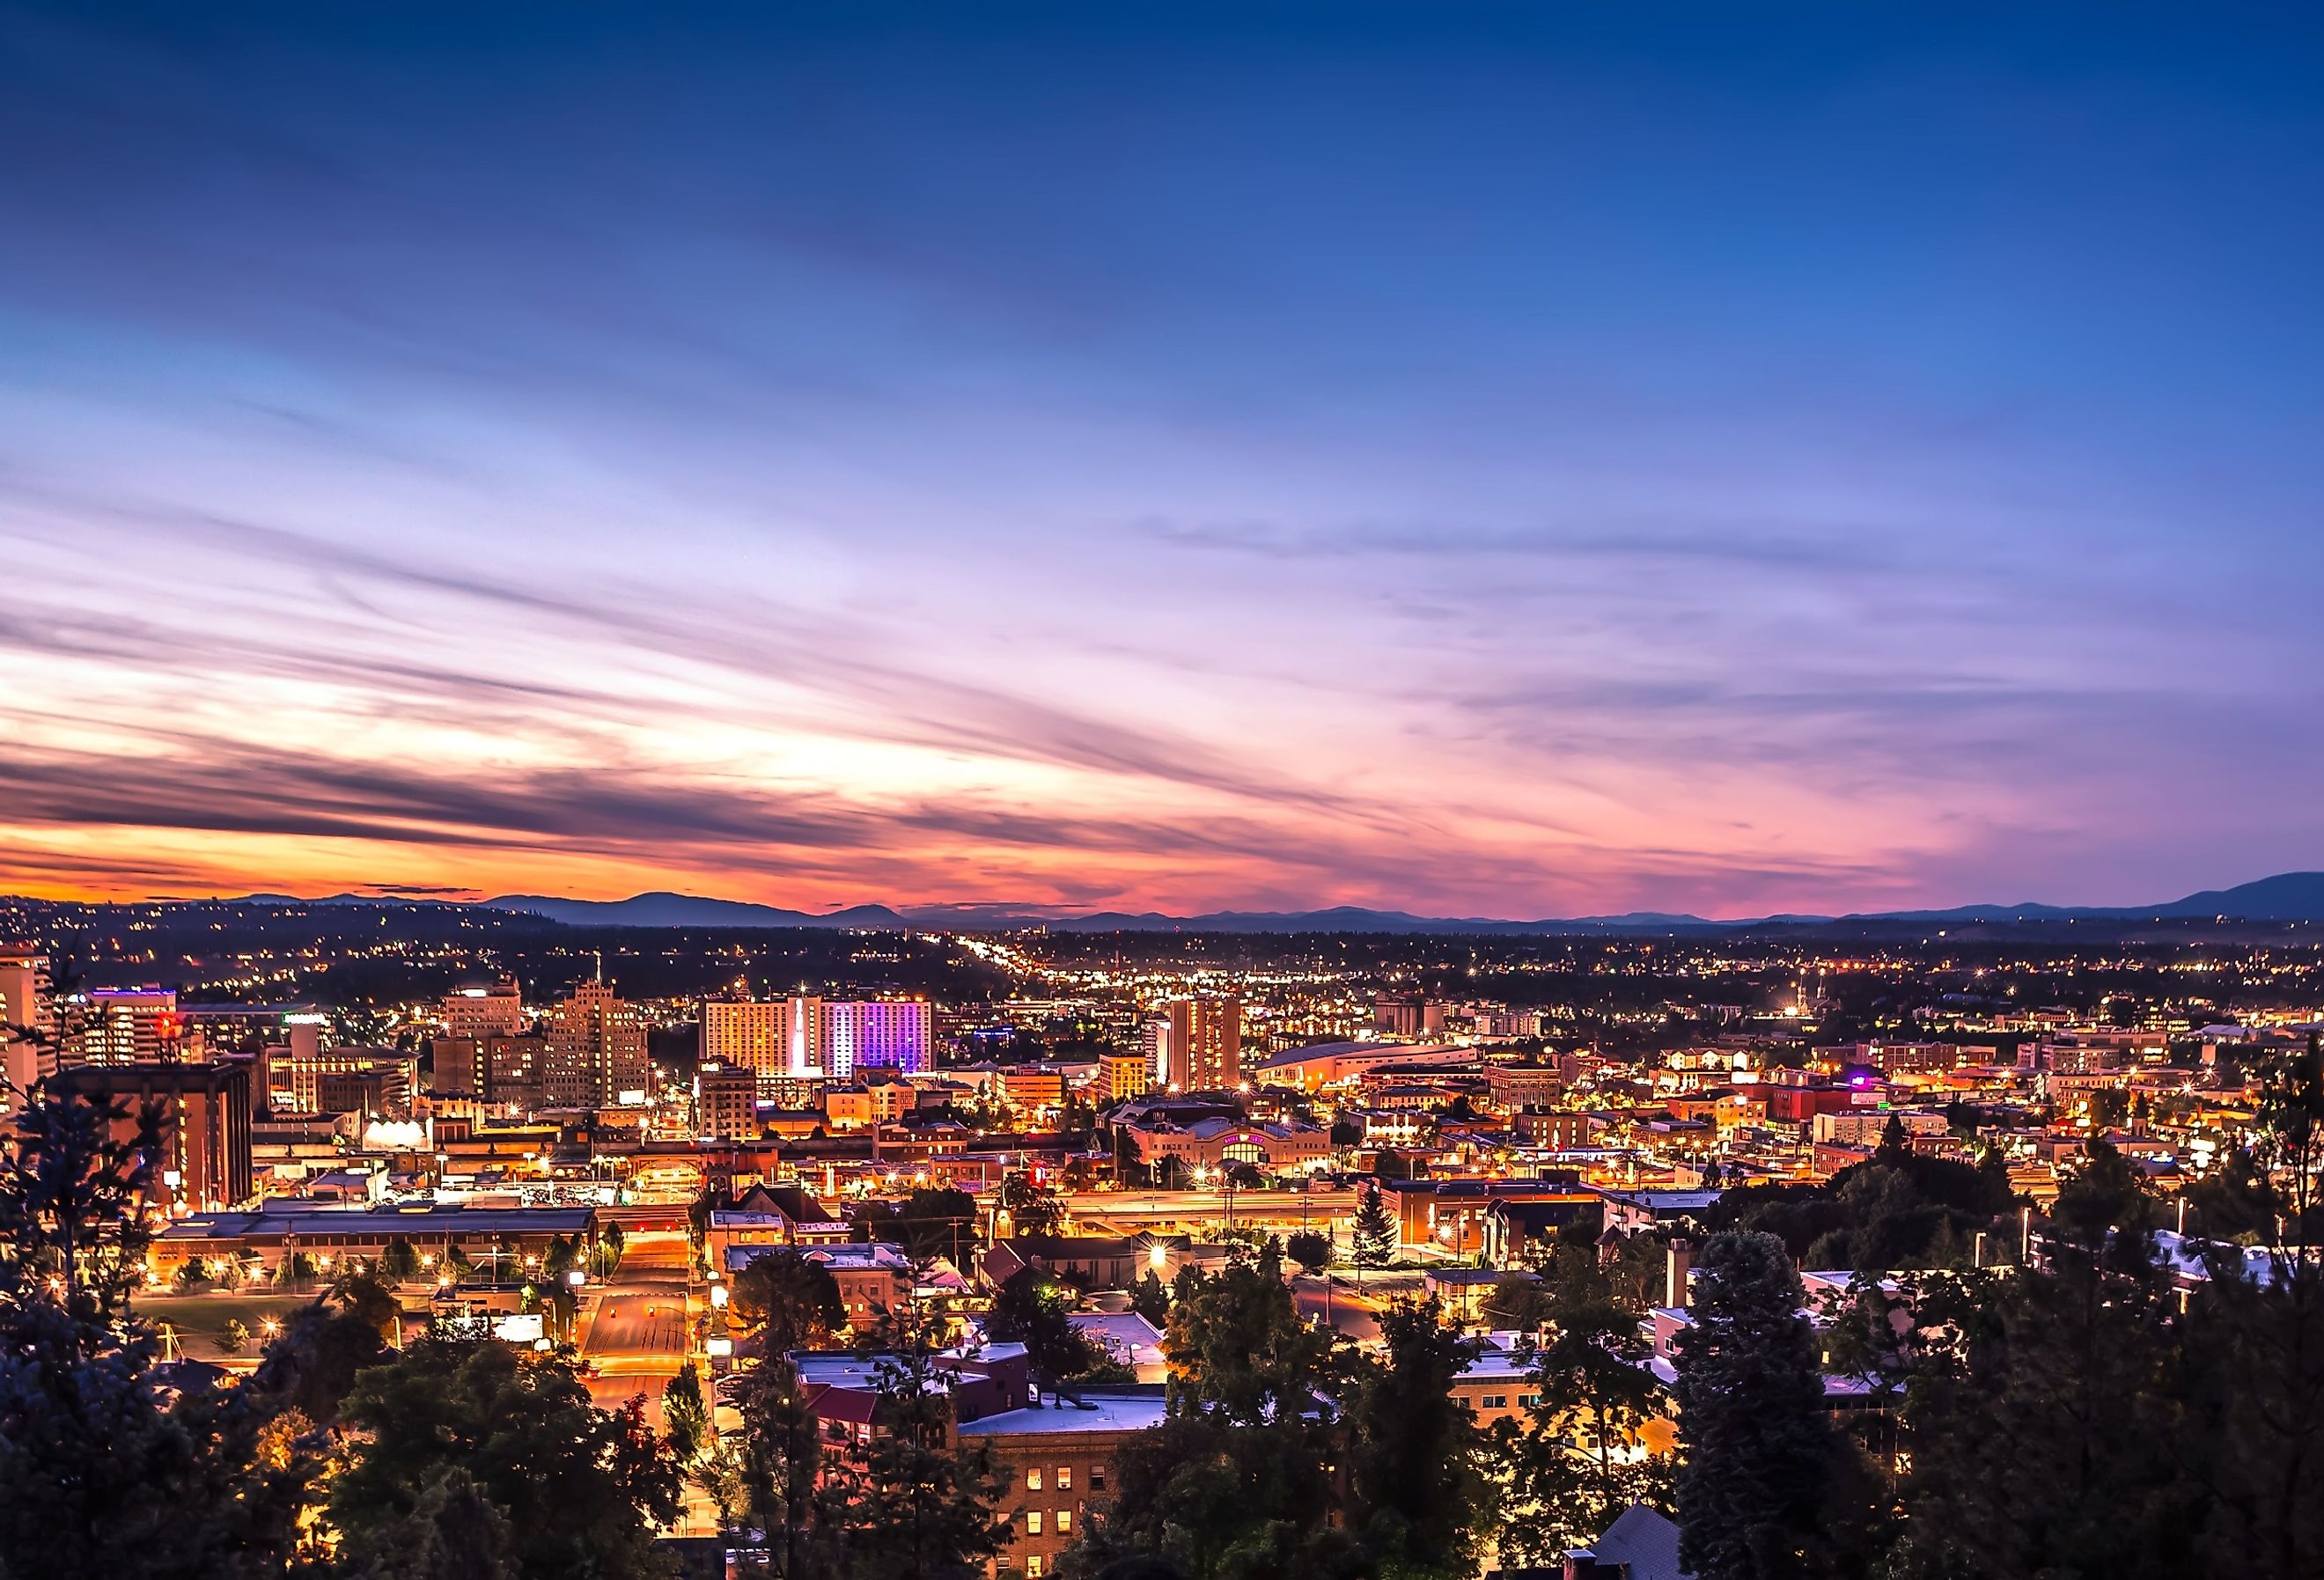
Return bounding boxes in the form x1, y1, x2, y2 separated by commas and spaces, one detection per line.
578, 1230, 693, 1419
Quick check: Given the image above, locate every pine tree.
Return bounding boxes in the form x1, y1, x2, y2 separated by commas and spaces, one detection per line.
823, 1305, 1010, 1580
1129, 1269, 1171, 1327
1350, 1182, 1395, 1289
1343, 1295, 1491, 1575
1673, 1231, 1837, 1580
664, 1364, 710, 1463
1491, 1285, 1673, 1563
725, 1356, 827, 1577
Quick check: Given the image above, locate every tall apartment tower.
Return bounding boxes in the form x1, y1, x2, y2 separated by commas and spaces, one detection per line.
54, 1059, 254, 1214
785, 995, 826, 1077
1165, 997, 1242, 1091
1141, 1016, 1175, 1091
544, 980, 650, 1107
702, 995, 930, 1081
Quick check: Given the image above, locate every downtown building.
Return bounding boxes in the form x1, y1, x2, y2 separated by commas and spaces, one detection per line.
0, 945, 51, 1113
701, 994, 932, 1081
543, 980, 651, 1108
54, 1057, 256, 1215
1153, 996, 1241, 1092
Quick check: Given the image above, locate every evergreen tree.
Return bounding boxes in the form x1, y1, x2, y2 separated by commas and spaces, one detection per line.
984, 1267, 1097, 1385
1490, 1283, 1672, 1564
0, 1089, 313, 1580
724, 1356, 827, 1577
2178, 1033, 2324, 1580
664, 1363, 710, 1463
1342, 1295, 1490, 1576
347, 1468, 518, 1580
822, 1301, 1009, 1580
998, 1172, 1065, 1238
1672, 1231, 1838, 1580
1059, 1259, 1356, 1580
327, 1338, 680, 1580
0, 1082, 162, 1316
1283, 1230, 1331, 1276
729, 1247, 847, 1354
1883, 1146, 2197, 1580
1350, 1183, 1395, 1288
1129, 1268, 1171, 1327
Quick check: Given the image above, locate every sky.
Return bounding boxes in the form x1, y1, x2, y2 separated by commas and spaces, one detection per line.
3, 3, 2322, 919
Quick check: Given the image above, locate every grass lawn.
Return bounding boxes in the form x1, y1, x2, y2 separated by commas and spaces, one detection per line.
134, 1292, 318, 1358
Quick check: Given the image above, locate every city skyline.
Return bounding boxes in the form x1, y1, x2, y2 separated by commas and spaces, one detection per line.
7, 4, 2324, 917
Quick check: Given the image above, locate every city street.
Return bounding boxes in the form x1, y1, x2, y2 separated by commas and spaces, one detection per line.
578, 1230, 693, 1418
1291, 1274, 1381, 1342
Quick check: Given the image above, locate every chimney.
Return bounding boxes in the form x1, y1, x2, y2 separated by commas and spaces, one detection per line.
1666, 1237, 1691, 1310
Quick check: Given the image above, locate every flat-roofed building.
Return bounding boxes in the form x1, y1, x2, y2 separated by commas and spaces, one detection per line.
55, 1058, 254, 1214
960, 1392, 1171, 1577
150, 1201, 598, 1282
545, 980, 650, 1107
68, 988, 198, 1066
441, 977, 526, 1041
1164, 997, 1241, 1091
695, 1062, 760, 1141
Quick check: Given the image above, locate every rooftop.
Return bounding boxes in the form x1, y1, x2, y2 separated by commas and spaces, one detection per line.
956, 1392, 1170, 1437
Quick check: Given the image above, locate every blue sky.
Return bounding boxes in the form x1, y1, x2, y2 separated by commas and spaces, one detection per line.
3, 3, 2320, 915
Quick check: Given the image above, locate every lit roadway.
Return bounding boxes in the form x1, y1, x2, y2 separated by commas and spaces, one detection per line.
578, 1230, 692, 1419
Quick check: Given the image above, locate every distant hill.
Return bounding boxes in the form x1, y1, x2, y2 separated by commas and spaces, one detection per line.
2144, 871, 2324, 920
483, 892, 905, 929
191, 871, 2324, 934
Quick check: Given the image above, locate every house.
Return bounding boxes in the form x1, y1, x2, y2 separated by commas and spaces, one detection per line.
1567, 1503, 1691, 1580
981, 1236, 1144, 1292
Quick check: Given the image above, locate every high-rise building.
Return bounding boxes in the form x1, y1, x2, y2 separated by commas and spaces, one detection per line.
702, 996, 790, 1076
1140, 1017, 1174, 1090
1100, 1047, 1152, 1102
544, 980, 650, 1108
54, 1059, 254, 1214
786, 995, 826, 1077
828, 999, 932, 1077
68, 988, 199, 1066
0, 947, 52, 1113
0, 947, 49, 1037
268, 1044, 416, 1117
701, 995, 930, 1080
1165, 997, 1242, 1091
442, 977, 526, 1040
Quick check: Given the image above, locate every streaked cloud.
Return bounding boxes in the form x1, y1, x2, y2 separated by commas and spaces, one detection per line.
3, 4, 2321, 915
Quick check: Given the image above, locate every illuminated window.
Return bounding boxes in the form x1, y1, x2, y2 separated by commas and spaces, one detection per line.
1057, 1510, 1071, 1533
1026, 1468, 1042, 1491
1026, 1512, 1043, 1535
1026, 1562, 1043, 1578
1057, 1466, 1071, 1490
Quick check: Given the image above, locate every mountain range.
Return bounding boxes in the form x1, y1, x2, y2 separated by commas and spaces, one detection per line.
458, 873, 2324, 933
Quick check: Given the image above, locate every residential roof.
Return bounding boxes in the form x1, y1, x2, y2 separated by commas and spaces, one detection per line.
1578, 1503, 1692, 1580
